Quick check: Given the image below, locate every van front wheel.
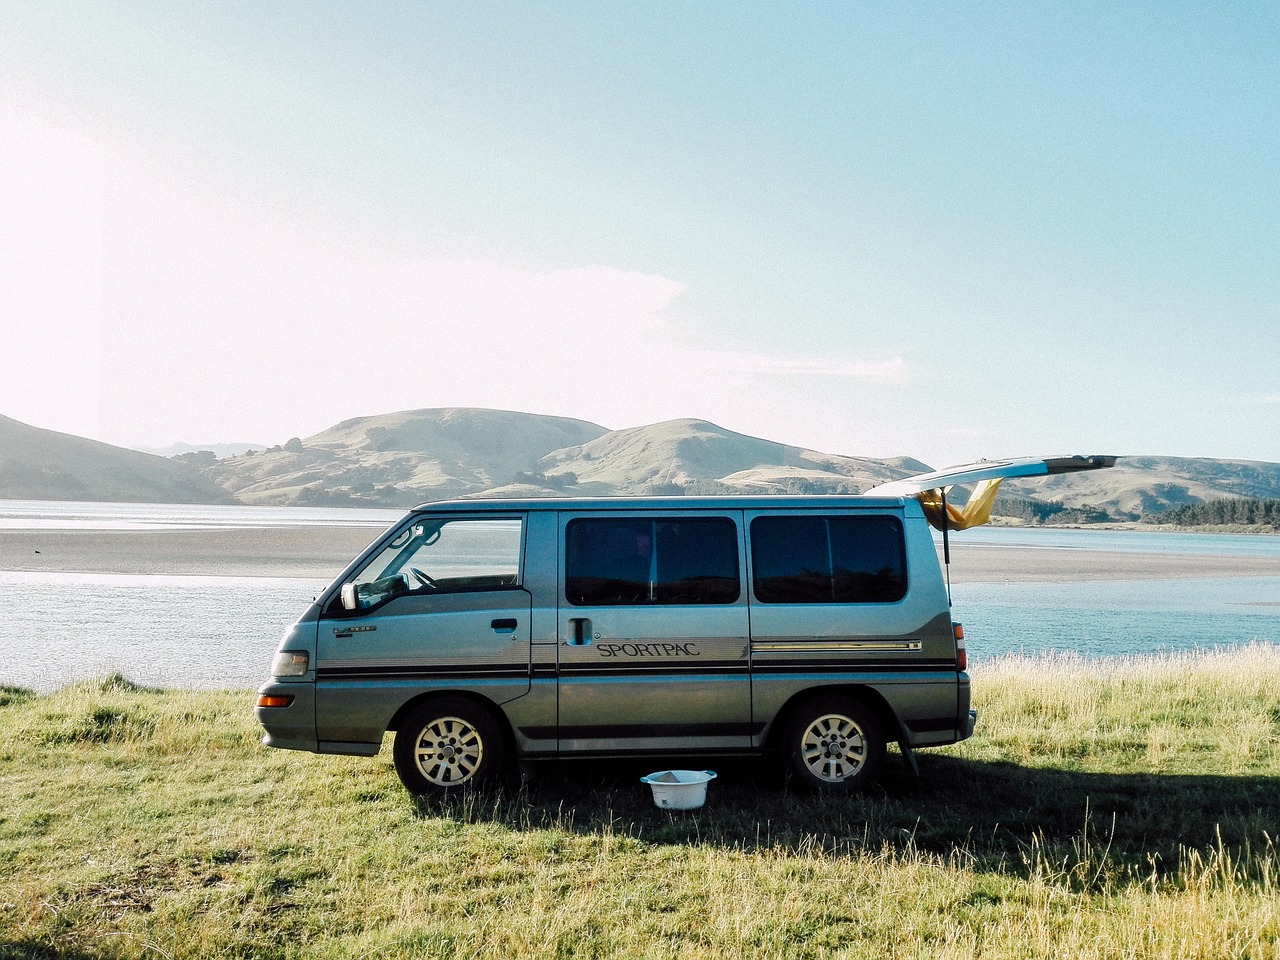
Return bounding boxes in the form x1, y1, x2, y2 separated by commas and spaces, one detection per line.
784, 696, 884, 793
393, 698, 506, 795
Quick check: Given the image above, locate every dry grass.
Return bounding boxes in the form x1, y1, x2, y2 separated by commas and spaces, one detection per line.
2, 650, 1279, 959
961, 644, 1280, 774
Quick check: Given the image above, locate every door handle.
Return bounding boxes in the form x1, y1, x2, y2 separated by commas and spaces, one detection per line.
566, 617, 592, 645
490, 618, 518, 632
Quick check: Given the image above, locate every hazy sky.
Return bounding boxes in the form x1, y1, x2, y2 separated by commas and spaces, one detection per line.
2, 2, 1277, 467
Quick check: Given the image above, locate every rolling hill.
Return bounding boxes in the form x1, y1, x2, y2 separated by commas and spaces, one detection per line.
202, 408, 610, 505
532, 418, 928, 496
202, 411, 924, 505
1002, 455, 1280, 518
3, 407, 1278, 521
0, 414, 232, 504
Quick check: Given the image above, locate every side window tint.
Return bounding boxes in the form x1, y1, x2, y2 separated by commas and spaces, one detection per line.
566, 517, 740, 606
749, 516, 830, 603
829, 516, 907, 603
751, 515, 906, 604
565, 518, 652, 605
653, 519, 740, 604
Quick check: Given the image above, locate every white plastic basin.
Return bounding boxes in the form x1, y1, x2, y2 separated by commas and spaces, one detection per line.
640, 769, 717, 810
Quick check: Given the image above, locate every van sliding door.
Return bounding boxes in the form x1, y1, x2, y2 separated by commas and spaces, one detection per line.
555, 512, 752, 754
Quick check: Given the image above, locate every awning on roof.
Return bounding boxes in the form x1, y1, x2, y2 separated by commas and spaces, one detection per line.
868, 455, 1117, 532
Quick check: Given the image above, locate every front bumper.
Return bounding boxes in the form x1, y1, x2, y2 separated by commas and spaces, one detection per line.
254, 680, 317, 752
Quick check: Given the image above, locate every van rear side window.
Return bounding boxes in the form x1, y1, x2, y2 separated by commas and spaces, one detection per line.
750, 515, 907, 604
565, 517, 740, 605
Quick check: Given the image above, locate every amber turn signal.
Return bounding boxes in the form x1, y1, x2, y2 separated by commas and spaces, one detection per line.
953, 623, 967, 671
257, 694, 295, 708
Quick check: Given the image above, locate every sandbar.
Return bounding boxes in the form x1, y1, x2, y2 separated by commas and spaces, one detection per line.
0, 525, 1276, 583
0, 526, 386, 579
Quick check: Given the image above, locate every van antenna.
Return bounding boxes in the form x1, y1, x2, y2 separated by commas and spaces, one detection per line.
940, 487, 952, 605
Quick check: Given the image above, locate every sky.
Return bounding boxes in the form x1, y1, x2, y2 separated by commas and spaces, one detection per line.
1, 2, 1277, 468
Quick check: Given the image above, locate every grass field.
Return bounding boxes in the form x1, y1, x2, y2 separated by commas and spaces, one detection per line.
2, 646, 1279, 959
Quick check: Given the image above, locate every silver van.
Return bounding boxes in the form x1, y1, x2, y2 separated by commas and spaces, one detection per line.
255, 456, 1113, 795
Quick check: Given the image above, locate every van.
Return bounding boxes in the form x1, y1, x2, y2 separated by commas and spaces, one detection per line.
255, 455, 1114, 794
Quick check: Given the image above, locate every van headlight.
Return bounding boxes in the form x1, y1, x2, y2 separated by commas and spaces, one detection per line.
272, 650, 309, 677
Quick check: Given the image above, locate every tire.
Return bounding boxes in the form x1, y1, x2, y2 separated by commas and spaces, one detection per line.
393, 697, 506, 795
783, 695, 885, 793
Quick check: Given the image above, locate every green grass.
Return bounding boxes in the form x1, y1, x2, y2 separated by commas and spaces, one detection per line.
3, 647, 1280, 959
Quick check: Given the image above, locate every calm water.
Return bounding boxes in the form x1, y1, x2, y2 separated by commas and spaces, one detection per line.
954, 576, 1280, 661
939, 526, 1280, 660
0, 500, 396, 692
1, 502, 1278, 691
0, 570, 329, 692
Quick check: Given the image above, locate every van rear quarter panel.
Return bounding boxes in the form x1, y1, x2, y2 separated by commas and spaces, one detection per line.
746, 510, 964, 747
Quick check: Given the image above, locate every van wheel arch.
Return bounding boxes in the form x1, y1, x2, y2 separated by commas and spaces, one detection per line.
773, 691, 896, 798
388, 692, 515, 795
388, 690, 510, 737
768, 685, 904, 752
774, 689, 893, 793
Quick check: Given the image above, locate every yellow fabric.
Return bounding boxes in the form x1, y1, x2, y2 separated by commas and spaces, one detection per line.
917, 478, 1003, 531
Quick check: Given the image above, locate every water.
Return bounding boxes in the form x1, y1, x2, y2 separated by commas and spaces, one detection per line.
938, 526, 1280, 661
0, 500, 396, 692
953, 576, 1280, 661
1, 503, 1277, 691
0, 570, 327, 692
946, 525, 1280, 560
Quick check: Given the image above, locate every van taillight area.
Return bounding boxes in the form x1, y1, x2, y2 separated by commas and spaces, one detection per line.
954, 622, 967, 671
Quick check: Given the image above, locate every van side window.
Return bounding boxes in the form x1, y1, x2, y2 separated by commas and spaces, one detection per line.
565, 517, 740, 605
340, 517, 523, 612
750, 515, 907, 604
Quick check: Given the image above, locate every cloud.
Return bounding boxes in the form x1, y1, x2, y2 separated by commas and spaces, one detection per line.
94, 171, 694, 441
0, 95, 913, 454
0, 96, 698, 444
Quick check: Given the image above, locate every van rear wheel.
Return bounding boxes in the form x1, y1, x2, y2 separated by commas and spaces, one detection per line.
784, 696, 884, 793
393, 697, 506, 795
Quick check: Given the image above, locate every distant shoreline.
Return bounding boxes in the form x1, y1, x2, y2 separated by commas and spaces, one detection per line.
989, 518, 1280, 536
1, 525, 1277, 584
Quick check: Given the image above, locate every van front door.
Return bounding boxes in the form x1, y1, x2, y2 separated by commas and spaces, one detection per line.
315, 515, 530, 746
555, 513, 751, 754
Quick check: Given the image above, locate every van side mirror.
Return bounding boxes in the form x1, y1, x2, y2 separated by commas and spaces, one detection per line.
340, 582, 359, 611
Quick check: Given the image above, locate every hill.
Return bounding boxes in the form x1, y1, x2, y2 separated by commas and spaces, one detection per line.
0, 415, 233, 504
203, 412, 926, 506
203, 408, 610, 505
1001, 455, 1280, 519
4, 406, 1280, 520
533, 418, 926, 496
